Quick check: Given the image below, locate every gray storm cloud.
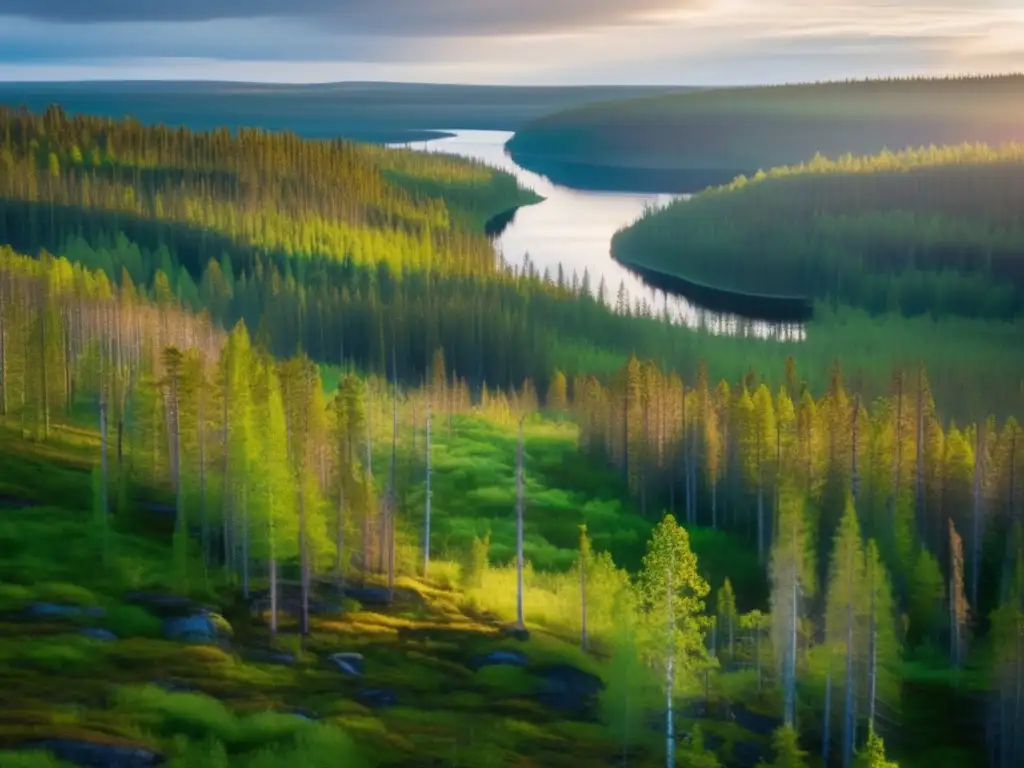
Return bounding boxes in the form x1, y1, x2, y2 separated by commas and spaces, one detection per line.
0, 0, 693, 34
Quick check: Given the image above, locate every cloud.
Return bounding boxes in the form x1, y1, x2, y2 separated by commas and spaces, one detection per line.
0, 0, 696, 35
0, 0, 1021, 84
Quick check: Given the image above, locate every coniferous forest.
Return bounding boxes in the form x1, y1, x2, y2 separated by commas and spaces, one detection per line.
0, 93, 1021, 768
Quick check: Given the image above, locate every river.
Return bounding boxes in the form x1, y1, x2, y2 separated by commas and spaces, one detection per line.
392, 129, 805, 341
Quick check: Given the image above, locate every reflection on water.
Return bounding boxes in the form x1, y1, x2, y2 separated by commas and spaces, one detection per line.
391, 129, 805, 341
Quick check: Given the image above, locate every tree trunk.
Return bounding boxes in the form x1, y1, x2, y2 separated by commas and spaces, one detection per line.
711, 474, 717, 530
823, 657, 832, 763
516, 417, 526, 629
891, 372, 903, 529
581, 542, 588, 652
241, 483, 250, 599
851, 397, 860, 502
784, 515, 798, 727
755, 623, 762, 694
757, 466, 765, 564
842, 568, 855, 768
39, 302, 50, 439
198, 370, 208, 580
622, 387, 630, 488
1014, 616, 1022, 767
298, 480, 309, 636
387, 375, 397, 597
0, 283, 6, 418
1003, 433, 1018, 601
336, 458, 345, 582
99, 387, 109, 521
268, 551, 278, 641
916, 365, 926, 540
665, 549, 676, 768
683, 391, 692, 525
222, 378, 232, 576
971, 425, 984, 610
868, 559, 878, 732
424, 400, 432, 578
364, 397, 373, 582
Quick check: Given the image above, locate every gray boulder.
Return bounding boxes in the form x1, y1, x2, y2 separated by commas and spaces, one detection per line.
79, 627, 118, 642
327, 652, 365, 676
280, 707, 319, 720
149, 680, 198, 693
468, 649, 528, 671
355, 687, 397, 708
162, 610, 232, 646
124, 592, 193, 617
17, 739, 163, 767
534, 664, 604, 717
243, 649, 295, 666
26, 602, 105, 620
343, 586, 391, 606
499, 625, 531, 642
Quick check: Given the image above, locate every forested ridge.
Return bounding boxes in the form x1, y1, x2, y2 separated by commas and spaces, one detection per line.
612, 142, 1024, 320
505, 75, 1024, 187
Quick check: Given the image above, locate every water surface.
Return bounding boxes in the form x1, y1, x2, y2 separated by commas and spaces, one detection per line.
397, 130, 804, 341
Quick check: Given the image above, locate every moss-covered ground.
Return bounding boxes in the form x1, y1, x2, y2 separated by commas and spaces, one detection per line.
0, 422, 778, 768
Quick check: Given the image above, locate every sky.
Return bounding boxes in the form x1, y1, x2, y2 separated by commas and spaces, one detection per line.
0, 0, 1022, 85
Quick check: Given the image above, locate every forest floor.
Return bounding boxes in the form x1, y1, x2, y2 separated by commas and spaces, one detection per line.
0, 425, 775, 768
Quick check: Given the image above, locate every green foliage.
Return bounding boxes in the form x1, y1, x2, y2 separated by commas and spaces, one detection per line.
104, 604, 164, 638
760, 725, 809, 767
636, 514, 711, 689
855, 729, 899, 767
474, 664, 538, 696
679, 725, 722, 767
907, 548, 945, 648
601, 587, 659, 753
463, 531, 491, 589
0, 752, 74, 767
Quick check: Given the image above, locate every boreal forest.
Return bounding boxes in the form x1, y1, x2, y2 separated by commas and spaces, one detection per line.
0, 83, 1020, 768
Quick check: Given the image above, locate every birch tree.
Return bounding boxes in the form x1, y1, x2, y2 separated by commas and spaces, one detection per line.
636, 514, 710, 768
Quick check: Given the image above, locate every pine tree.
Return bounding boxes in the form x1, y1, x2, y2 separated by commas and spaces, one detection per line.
580, 524, 592, 651
602, 587, 655, 767
771, 478, 810, 726
854, 729, 899, 768
760, 725, 809, 767
717, 578, 737, 661
825, 498, 865, 768
547, 368, 568, 412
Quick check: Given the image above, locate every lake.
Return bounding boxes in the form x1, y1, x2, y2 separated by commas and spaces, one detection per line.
394, 130, 805, 341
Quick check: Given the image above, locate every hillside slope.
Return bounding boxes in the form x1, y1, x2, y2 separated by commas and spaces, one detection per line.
506, 76, 1024, 192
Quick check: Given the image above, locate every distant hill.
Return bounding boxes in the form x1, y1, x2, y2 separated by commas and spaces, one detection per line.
0, 81, 692, 144
506, 76, 1024, 192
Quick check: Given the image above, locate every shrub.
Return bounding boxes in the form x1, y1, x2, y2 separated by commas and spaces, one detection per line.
105, 605, 163, 638
0, 583, 33, 612
0, 751, 73, 767
474, 665, 538, 696
24, 637, 106, 673
33, 582, 99, 607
